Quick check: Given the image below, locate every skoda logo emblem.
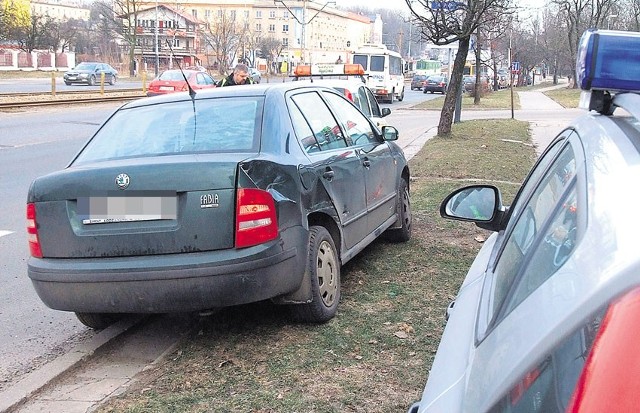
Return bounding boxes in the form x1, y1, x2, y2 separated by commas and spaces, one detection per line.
115, 173, 130, 190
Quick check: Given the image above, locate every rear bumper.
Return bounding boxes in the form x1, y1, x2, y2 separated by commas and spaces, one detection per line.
28, 226, 307, 314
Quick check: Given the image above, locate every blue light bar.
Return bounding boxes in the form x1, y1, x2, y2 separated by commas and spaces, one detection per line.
576, 29, 640, 92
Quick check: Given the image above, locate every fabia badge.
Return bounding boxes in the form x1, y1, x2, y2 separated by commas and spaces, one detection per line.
115, 173, 130, 190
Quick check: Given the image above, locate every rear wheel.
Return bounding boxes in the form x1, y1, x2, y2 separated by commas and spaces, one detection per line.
291, 226, 340, 323
64, 81, 71, 86
398, 88, 404, 102
109, 75, 117, 85
88, 75, 96, 86
388, 88, 394, 104
385, 178, 412, 242
75, 312, 122, 329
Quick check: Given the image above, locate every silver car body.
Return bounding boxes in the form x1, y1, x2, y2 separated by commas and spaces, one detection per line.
411, 93, 640, 412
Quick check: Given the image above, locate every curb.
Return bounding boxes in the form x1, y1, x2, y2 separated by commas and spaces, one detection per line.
0, 317, 141, 413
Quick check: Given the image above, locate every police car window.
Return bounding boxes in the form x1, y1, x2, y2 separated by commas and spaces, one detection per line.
323, 92, 377, 146
290, 92, 347, 152
365, 87, 382, 117
490, 143, 576, 321
356, 87, 371, 116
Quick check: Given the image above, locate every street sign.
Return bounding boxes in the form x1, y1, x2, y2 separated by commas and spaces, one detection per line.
511, 61, 520, 73
431, 1, 464, 11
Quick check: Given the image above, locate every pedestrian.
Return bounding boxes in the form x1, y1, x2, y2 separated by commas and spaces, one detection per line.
217, 63, 253, 87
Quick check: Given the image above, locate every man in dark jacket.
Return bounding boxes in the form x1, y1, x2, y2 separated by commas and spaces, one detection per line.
217, 64, 254, 87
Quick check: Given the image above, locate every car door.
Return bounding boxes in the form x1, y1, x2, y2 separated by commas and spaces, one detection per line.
322, 91, 398, 235
289, 90, 368, 249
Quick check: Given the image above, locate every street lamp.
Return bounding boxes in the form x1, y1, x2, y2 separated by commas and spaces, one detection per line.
607, 14, 617, 30
273, 0, 336, 64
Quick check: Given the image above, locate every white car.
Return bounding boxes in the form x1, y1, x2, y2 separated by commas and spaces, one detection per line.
408, 29, 640, 413
294, 64, 391, 129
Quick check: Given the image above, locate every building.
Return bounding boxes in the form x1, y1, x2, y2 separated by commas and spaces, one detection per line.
133, 0, 376, 73
30, 0, 90, 21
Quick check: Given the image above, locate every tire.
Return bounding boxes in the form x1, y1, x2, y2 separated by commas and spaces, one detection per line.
388, 88, 394, 104
109, 75, 117, 85
385, 178, 412, 242
88, 75, 96, 86
423, 89, 427, 94
64, 81, 71, 85
398, 88, 404, 102
75, 312, 122, 329
290, 226, 340, 323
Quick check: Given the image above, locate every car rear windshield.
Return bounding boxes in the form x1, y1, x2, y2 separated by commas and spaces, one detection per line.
73, 97, 263, 164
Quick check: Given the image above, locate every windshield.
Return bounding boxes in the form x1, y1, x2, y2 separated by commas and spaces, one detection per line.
75, 63, 97, 71
73, 97, 263, 164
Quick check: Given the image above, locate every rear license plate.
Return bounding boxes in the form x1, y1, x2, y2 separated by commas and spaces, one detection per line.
159, 86, 174, 91
79, 193, 177, 225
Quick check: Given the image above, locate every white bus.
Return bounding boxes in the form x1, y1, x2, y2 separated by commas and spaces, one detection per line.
352, 44, 405, 104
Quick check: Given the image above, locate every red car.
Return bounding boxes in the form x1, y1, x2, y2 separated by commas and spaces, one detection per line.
147, 69, 216, 96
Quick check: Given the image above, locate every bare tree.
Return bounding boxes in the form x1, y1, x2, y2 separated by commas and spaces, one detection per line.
95, 0, 140, 76
406, 0, 514, 135
257, 36, 284, 75
201, 9, 242, 75
550, 0, 615, 87
15, 13, 56, 53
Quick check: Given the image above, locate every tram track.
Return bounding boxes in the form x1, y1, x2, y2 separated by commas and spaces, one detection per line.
0, 89, 146, 109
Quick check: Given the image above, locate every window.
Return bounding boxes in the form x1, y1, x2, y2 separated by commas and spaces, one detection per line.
191, 9, 197, 18
282, 38, 288, 47
290, 92, 347, 153
218, 9, 223, 18
74, 98, 264, 164
269, 24, 275, 32
370, 55, 385, 72
283, 24, 289, 32
256, 23, 262, 31
244, 10, 249, 19
283, 10, 289, 19
256, 10, 262, 18
489, 139, 579, 325
323, 92, 377, 146
269, 10, 276, 18
230, 10, 236, 20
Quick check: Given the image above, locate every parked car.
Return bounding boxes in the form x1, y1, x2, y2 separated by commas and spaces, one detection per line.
63, 62, 118, 86
26, 82, 412, 329
249, 67, 261, 83
294, 63, 391, 128
463, 75, 491, 95
408, 29, 640, 413
410, 74, 428, 91
147, 69, 217, 96
422, 75, 448, 94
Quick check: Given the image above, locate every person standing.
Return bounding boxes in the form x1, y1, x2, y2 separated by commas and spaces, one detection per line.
217, 63, 254, 87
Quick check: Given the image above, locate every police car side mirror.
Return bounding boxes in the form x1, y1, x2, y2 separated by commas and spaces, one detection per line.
440, 185, 506, 232
381, 125, 398, 141
381, 108, 391, 117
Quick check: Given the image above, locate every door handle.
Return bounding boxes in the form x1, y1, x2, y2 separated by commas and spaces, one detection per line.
322, 169, 335, 181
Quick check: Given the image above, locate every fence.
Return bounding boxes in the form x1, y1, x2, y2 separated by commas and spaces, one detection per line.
0, 49, 76, 71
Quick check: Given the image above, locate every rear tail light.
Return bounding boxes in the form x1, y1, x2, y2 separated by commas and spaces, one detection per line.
26, 203, 43, 258
235, 188, 278, 248
509, 366, 543, 405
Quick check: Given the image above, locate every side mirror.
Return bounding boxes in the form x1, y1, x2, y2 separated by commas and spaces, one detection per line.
381, 125, 398, 141
440, 185, 506, 231
381, 107, 391, 117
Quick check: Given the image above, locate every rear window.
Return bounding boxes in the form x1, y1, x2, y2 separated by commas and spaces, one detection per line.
73, 97, 263, 164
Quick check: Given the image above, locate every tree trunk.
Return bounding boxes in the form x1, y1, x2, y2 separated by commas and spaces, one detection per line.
438, 36, 471, 136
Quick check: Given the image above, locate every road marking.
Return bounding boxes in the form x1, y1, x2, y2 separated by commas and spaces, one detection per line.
0, 230, 14, 238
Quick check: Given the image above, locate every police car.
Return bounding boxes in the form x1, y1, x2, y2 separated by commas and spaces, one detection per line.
407, 29, 640, 413
293, 63, 392, 129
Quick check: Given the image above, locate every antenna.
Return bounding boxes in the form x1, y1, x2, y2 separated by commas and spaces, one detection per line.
165, 39, 196, 98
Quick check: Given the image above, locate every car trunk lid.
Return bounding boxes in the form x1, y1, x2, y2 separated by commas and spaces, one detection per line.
28, 154, 245, 258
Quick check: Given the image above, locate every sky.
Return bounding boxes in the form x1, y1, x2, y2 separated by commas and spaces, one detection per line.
335, 0, 409, 12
